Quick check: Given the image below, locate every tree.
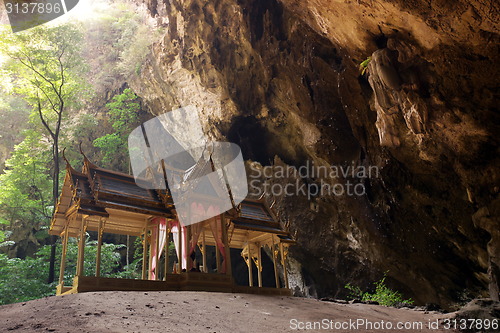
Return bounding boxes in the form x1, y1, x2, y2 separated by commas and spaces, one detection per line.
0, 131, 52, 228
0, 23, 86, 283
0, 90, 30, 171
93, 88, 141, 172
82, 2, 163, 95
0, 237, 124, 305
0, 130, 53, 259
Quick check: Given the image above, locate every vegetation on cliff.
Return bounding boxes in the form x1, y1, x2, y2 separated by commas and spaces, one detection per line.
0, 0, 158, 304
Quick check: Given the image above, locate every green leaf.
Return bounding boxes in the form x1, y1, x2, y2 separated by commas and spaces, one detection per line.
359, 56, 371, 75
344, 273, 413, 307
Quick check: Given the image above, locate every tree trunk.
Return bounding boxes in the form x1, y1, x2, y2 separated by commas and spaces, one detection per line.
47, 139, 60, 284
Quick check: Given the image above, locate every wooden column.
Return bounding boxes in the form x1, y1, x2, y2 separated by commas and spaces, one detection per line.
272, 237, 280, 288
58, 228, 69, 285
186, 224, 192, 272
215, 219, 221, 273
76, 217, 87, 276
215, 242, 221, 273
155, 223, 160, 280
280, 242, 289, 289
177, 222, 182, 272
247, 239, 253, 287
202, 228, 207, 273
141, 228, 148, 280
221, 214, 232, 277
164, 230, 169, 280
257, 242, 262, 287
148, 226, 153, 280
95, 219, 104, 277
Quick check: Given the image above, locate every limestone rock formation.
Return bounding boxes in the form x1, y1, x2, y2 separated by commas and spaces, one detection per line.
473, 201, 500, 301
130, 0, 499, 309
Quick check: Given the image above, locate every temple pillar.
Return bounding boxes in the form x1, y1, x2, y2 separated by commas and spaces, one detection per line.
148, 225, 153, 280
95, 219, 104, 277
202, 228, 207, 272
177, 222, 182, 273
221, 214, 232, 277
155, 222, 160, 280
272, 237, 280, 288
247, 240, 253, 287
164, 228, 170, 280
257, 242, 262, 287
186, 224, 192, 271
215, 219, 221, 273
141, 228, 148, 280
58, 227, 69, 285
76, 217, 87, 276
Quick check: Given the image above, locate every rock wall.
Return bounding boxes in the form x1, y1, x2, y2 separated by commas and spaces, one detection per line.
131, 0, 499, 308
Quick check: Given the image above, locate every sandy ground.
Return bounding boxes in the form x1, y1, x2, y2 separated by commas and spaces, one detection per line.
0, 291, 456, 332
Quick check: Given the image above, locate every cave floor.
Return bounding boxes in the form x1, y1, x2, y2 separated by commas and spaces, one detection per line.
0, 291, 455, 332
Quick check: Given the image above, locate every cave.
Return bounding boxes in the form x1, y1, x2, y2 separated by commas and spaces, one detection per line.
0, 0, 498, 316
127, 0, 499, 310
227, 116, 276, 166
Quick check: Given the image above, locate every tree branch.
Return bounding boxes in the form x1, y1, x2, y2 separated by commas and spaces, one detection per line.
36, 93, 56, 141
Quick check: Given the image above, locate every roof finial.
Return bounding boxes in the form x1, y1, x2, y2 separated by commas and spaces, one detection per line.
62, 147, 70, 165
79, 141, 91, 162
79, 141, 84, 155
62, 147, 78, 173
79, 141, 99, 173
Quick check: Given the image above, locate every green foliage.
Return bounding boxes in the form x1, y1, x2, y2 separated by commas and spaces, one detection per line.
345, 273, 413, 307
0, 131, 52, 228
0, 217, 8, 243
93, 88, 141, 171
82, 2, 163, 92
0, 91, 30, 168
105, 88, 141, 134
0, 253, 55, 305
0, 237, 125, 305
168, 241, 177, 257
345, 282, 365, 300
115, 239, 176, 279
57, 237, 124, 280
0, 3, 162, 304
359, 56, 371, 75
0, 23, 87, 131
113, 236, 142, 279
0, 22, 88, 232
93, 133, 122, 166
62, 113, 100, 170
366, 276, 414, 306
117, 24, 156, 77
